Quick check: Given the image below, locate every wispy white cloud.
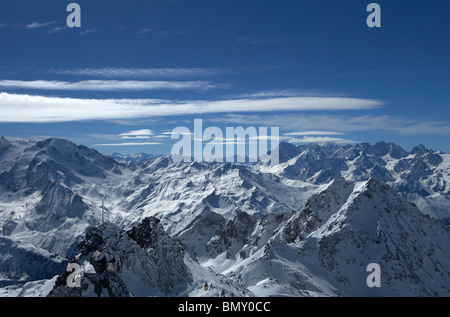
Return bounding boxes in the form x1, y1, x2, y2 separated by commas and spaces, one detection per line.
26, 21, 56, 30
0, 79, 217, 91
288, 136, 357, 144
211, 114, 450, 136
119, 129, 153, 136
0, 92, 381, 123
47, 67, 220, 79
284, 131, 345, 136
93, 142, 162, 146
229, 89, 348, 101
119, 136, 153, 139
195, 135, 286, 143
46, 65, 280, 79
119, 129, 154, 139
161, 131, 193, 136
48, 26, 67, 34
153, 134, 170, 138
200, 97, 381, 112
80, 28, 103, 35
0, 21, 58, 31
86, 133, 119, 140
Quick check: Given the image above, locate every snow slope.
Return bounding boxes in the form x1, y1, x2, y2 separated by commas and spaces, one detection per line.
48, 218, 250, 297
0, 137, 449, 296
258, 141, 450, 223
200, 177, 450, 296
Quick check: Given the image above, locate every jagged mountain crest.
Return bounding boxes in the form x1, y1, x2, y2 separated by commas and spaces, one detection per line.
49, 220, 193, 297
264, 140, 449, 222
49, 218, 251, 297
26, 138, 121, 179
276, 177, 450, 296
0, 137, 449, 297
0, 136, 11, 152
213, 177, 450, 296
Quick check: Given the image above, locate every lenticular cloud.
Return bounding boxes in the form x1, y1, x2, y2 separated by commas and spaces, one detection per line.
0, 92, 381, 123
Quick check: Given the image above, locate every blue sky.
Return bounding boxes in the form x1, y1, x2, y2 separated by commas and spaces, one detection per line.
0, 0, 448, 155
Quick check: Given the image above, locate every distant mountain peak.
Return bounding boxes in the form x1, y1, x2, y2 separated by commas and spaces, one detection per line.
370, 141, 408, 158
107, 152, 161, 163
411, 144, 428, 155
32, 137, 77, 149
0, 136, 11, 149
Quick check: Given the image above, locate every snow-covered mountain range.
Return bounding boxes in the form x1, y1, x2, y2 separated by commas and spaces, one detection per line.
261, 141, 450, 224
107, 152, 163, 163
0, 137, 448, 296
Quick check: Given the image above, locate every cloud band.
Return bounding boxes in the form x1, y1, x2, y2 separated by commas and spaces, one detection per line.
0, 92, 381, 123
